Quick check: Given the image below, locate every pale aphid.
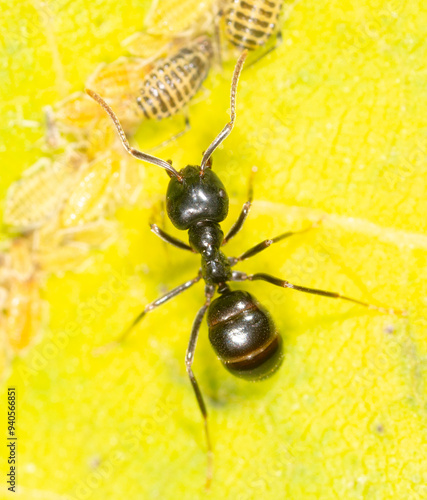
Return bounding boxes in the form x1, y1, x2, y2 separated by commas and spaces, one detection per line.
60, 152, 117, 227
86, 57, 155, 133
0, 219, 118, 358
46, 92, 103, 133
54, 219, 119, 250
0, 237, 34, 281
115, 151, 145, 206
0, 218, 118, 362
36, 218, 119, 273
0, 237, 45, 354
4, 129, 126, 235
145, 0, 216, 37
58, 144, 140, 229
80, 118, 118, 160
4, 150, 85, 232
49, 57, 154, 139
2, 276, 44, 352
122, 32, 176, 59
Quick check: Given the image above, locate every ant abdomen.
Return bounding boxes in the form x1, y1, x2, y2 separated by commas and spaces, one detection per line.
207, 290, 284, 381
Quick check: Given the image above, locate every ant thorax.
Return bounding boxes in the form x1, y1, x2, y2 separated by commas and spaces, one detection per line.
190, 221, 232, 285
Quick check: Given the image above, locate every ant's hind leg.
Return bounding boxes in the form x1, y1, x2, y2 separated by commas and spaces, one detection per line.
185, 285, 215, 490
231, 271, 405, 316
222, 166, 257, 245
93, 272, 202, 355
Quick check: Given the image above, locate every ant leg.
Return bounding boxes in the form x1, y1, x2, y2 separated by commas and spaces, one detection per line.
231, 271, 405, 315
150, 224, 194, 252
222, 166, 257, 245
148, 111, 190, 153
244, 31, 283, 70
43, 105, 62, 149
231, 219, 322, 265
186, 285, 215, 489
93, 272, 202, 355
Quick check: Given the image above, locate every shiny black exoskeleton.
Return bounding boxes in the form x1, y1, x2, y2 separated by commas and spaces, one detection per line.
208, 290, 283, 380
166, 164, 283, 379
87, 49, 397, 487
167, 165, 233, 285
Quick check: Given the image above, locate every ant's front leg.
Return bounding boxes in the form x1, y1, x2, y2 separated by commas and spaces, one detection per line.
222, 166, 257, 245
149, 197, 194, 252
93, 272, 202, 355
231, 271, 405, 315
150, 223, 195, 252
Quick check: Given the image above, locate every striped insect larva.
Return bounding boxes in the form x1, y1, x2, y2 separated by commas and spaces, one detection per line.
53, 36, 213, 148
223, 0, 283, 50
137, 35, 213, 121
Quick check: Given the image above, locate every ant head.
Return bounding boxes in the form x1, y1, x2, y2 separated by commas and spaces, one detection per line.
166, 165, 229, 230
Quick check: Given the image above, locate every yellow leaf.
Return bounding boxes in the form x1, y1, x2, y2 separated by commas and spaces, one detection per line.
0, 0, 426, 498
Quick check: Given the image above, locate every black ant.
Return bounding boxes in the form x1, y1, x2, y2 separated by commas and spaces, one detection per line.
86, 51, 403, 488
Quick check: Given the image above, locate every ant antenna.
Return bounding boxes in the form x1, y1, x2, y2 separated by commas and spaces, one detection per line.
200, 50, 248, 171
85, 89, 183, 181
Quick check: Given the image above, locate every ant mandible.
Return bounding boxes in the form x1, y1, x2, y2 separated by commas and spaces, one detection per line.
86, 51, 402, 487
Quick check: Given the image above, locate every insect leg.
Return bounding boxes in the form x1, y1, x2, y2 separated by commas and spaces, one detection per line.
222, 166, 257, 245
231, 271, 405, 315
43, 105, 62, 149
244, 31, 283, 70
185, 285, 215, 489
148, 111, 191, 153
93, 272, 202, 355
150, 224, 194, 252
231, 219, 322, 264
